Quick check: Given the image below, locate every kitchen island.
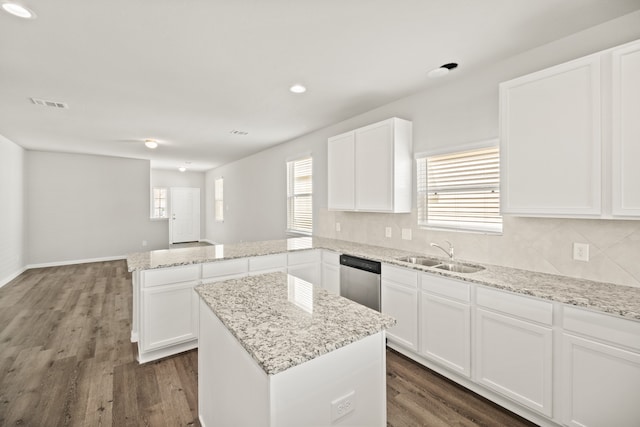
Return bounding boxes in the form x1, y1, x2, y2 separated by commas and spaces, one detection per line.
195, 272, 395, 427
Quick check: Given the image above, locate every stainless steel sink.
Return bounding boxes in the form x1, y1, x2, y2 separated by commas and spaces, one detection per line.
395, 256, 442, 267
435, 263, 485, 274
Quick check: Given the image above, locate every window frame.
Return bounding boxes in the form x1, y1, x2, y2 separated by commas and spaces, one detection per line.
151, 187, 168, 219
286, 155, 313, 236
214, 177, 224, 222
416, 139, 502, 234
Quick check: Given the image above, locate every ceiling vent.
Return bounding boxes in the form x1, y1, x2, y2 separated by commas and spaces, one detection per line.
30, 97, 69, 109
230, 130, 248, 135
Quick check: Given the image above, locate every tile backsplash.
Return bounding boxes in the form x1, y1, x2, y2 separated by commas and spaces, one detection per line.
316, 209, 640, 288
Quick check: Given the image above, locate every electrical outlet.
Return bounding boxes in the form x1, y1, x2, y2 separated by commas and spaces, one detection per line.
331, 391, 355, 422
402, 228, 412, 240
385, 227, 392, 238
335, 222, 341, 232
573, 242, 589, 261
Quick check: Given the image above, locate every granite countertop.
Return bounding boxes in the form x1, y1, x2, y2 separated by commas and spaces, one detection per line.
195, 272, 396, 375
127, 236, 640, 321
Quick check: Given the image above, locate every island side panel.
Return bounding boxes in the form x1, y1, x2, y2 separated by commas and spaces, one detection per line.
198, 298, 270, 427
131, 270, 140, 342
269, 331, 387, 427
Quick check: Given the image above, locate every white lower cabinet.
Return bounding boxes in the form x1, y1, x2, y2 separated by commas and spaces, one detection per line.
321, 250, 340, 295
249, 253, 287, 275
381, 264, 418, 351
141, 281, 199, 353
561, 306, 640, 427
287, 250, 322, 284
474, 288, 553, 417
419, 274, 471, 377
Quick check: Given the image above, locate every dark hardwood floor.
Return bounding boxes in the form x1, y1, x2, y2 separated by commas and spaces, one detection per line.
0, 261, 537, 426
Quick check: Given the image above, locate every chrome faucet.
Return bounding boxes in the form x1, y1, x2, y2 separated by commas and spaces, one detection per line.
431, 240, 454, 261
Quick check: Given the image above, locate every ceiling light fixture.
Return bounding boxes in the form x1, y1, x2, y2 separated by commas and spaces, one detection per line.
427, 62, 459, 78
289, 84, 307, 94
2, 2, 36, 18
144, 139, 158, 149
178, 166, 186, 172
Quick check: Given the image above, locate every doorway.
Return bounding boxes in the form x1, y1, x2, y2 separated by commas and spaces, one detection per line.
169, 187, 200, 244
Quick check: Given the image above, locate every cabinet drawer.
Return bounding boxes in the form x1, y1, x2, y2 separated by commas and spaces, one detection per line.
202, 258, 248, 279
249, 253, 287, 271
563, 306, 640, 351
143, 265, 200, 287
477, 287, 552, 325
421, 274, 470, 302
288, 249, 321, 266
322, 250, 340, 266
382, 264, 418, 288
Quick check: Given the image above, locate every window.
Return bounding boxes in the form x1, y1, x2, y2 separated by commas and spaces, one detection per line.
417, 144, 501, 233
152, 187, 168, 218
287, 156, 313, 234
214, 177, 224, 222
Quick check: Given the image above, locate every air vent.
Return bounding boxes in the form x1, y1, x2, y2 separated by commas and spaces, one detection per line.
230, 130, 248, 135
30, 98, 69, 109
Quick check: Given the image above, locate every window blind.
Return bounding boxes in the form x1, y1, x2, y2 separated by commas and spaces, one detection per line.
287, 156, 313, 234
417, 146, 502, 233
214, 178, 224, 221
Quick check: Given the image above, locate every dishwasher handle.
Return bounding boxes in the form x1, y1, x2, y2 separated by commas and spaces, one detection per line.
339, 254, 381, 274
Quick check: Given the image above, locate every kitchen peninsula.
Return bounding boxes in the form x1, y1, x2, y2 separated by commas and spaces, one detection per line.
196, 272, 395, 426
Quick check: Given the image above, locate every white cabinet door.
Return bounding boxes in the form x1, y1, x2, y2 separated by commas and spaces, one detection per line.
381, 280, 418, 351
562, 333, 640, 427
287, 263, 321, 284
328, 131, 355, 210
474, 308, 553, 416
355, 120, 394, 211
611, 40, 640, 217
141, 282, 198, 352
500, 54, 602, 217
420, 292, 470, 377
321, 263, 340, 295
248, 254, 287, 275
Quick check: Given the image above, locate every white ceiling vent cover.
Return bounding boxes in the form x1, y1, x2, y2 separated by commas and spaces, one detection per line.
230, 130, 248, 135
30, 98, 69, 109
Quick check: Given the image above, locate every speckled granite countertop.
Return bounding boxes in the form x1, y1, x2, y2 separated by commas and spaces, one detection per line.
195, 272, 395, 375
127, 236, 640, 321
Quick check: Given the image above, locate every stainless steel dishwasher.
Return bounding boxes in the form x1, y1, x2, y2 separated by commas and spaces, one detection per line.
339, 254, 382, 311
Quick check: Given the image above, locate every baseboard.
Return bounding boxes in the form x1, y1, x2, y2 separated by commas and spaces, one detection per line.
0, 266, 28, 288
199, 239, 217, 245
25, 255, 127, 270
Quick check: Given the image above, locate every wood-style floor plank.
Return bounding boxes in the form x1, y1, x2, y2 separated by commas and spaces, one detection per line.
0, 260, 538, 426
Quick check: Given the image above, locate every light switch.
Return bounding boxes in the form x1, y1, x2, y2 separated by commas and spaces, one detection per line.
402, 228, 412, 240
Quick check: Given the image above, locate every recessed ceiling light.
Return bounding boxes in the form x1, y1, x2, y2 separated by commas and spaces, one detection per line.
427, 62, 459, 78
289, 84, 306, 94
178, 167, 186, 172
144, 139, 158, 149
2, 2, 36, 19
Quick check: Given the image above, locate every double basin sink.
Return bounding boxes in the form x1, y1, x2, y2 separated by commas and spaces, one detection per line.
395, 256, 485, 274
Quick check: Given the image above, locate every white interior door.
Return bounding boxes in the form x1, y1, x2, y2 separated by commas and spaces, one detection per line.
170, 187, 200, 244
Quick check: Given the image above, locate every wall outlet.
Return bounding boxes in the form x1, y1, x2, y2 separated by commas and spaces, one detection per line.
335, 222, 341, 232
402, 228, 412, 240
385, 227, 392, 238
331, 390, 355, 422
573, 242, 589, 261
142, 240, 148, 247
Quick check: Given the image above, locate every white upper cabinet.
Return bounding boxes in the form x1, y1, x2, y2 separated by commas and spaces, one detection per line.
500, 38, 640, 219
327, 131, 356, 210
611, 40, 640, 217
500, 54, 602, 217
328, 117, 412, 213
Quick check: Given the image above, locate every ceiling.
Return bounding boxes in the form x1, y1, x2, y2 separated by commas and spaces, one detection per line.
2, 0, 639, 172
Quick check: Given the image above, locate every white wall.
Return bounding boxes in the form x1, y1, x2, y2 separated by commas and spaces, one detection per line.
205, 141, 326, 243
205, 11, 640, 287
151, 169, 206, 239
0, 135, 25, 286
26, 151, 167, 265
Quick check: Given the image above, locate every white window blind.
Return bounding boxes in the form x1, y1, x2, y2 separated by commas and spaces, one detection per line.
214, 178, 224, 222
417, 145, 502, 233
287, 156, 313, 234
152, 187, 167, 218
